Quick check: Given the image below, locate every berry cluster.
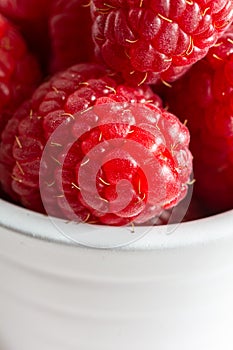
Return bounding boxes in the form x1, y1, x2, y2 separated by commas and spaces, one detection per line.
0, 0, 233, 226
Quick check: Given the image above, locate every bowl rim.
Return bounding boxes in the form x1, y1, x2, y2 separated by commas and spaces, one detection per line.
0, 198, 233, 250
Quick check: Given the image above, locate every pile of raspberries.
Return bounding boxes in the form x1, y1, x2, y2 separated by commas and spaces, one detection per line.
0, 0, 233, 226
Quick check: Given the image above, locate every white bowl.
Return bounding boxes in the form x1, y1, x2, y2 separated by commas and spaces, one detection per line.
0, 198, 233, 350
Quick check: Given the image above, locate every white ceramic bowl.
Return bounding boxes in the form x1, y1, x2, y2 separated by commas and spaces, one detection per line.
0, 197, 233, 350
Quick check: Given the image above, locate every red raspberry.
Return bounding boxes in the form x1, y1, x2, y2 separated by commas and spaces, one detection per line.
0, 63, 192, 225
91, 0, 233, 85
164, 26, 233, 214
0, 1, 94, 74
0, 14, 41, 135
0, 0, 51, 19
0, 1, 52, 71
49, 0, 94, 73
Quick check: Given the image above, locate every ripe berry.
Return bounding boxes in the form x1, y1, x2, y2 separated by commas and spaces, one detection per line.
0, 63, 192, 225
0, 0, 52, 71
164, 26, 233, 214
0, 14, 41, 135
91, 0, 233, 85
0, 0, 94, 74
0, 0, 51, 19
49, 0, 94, 73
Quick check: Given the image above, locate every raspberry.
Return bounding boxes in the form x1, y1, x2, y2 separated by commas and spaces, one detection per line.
164, 26, 233, 214
91, 0, 233, 85
0, 63, 192, 225
0, 14, 41, 135
0, 0, 51, 19
0, 1, 94, 74
49, 0, 94, 73
0, 1, 52, 71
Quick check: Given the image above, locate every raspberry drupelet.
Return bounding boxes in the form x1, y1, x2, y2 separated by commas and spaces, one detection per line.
0, 63, 193, 225
164, 26, 233, 214
91, 0, 233, 85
